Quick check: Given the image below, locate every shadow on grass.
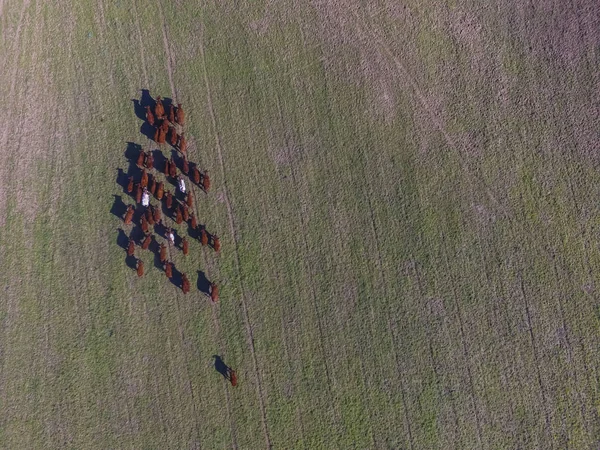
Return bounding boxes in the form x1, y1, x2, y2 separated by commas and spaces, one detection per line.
197, 270, 211, 295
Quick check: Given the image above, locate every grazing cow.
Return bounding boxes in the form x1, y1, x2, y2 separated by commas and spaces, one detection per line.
145, 105, 155, 126
165, 261, 173, 279
137, 259, 144, 277
127, 176, 134, 194
169, 157, 177, 178
141, 169, 148, 188
182, 156, 189, 175
183, 204, 190, 222
141, 214, 149, 233
168, 104, 175, 123
190, 213, 197, 229
136, 184, 143, 203
155, 96, 165, 119
182, 237, 189, 255
156, 182, 164, 200
169, 126, 178, 146
153, 205, 161, 223
175, 205, 183, 224
178, 133, 187, 154
127, 239, 135, 256
210, 283, 219, 302
165, 191, 173, 209
149, 177, 157, 196
137, 150, 145, 167
186, 190, 193, 208
159, 243, 167, 264
212, 235, 221, 252
175, 103, 185, 125
200, 227, 208, 246
124, 205, 134, 224
202, 171, 211, 192
142, 233, 152, 250
182, 273, 190, 294
166, 228, 175, 246
145, 152, 154, 170
192, 166, 201, 184
145, 208, 155, 225
229, 369, 237, 387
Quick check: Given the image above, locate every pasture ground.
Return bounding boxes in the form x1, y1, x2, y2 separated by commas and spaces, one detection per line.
1, 0, 599, 448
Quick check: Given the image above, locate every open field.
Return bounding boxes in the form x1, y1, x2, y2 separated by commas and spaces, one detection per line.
1, 0, 600, 448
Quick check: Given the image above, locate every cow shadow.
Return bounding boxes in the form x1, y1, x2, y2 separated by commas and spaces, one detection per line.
153, 149, 168, 173
169, 264, 182, 289
213, 355, 230, 380
125, 255, 137, 270
197, 270, 211, 295
116, 228, 129, 250
111, 195, 127, 219
131, 98, 145, 121
140, 89, 155, 108
116, 168, 133, 197
125, 142, 143, 176
140, 121, 156, 141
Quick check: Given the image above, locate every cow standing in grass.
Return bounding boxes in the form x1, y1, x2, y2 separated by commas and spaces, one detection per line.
124, 205, 134, 224
182, 273, 190, 294
155, 96, 165, 119
160, 243, 167, 264
175, 103, 185, 125
156, 182, 164, 200
165, 261, 173, 279
165, 191, 173, 209
178, 133, 187, 154
210, 283, 219, 302
145, 105, 155, 126
127, 176, 134, 194
136, 259, 144, 277
137, 150, 145, 167
142, 233, 152, 250
127, 239, 135, 256
182, 237, 189, 255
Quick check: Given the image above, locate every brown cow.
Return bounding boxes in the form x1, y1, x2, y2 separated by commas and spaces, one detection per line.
200, 227, 208, 246
178, 133, 187, 154
169, 157, 177, 178
149, 176, 157, 196
137, 150, 145, 167
153, 205, 161, 223
190, 213, 197, 229
163, 159, 170, 176
192, 165, 201, 184
124, 205, 134, 224
141, 169, 148, 188
175, 103, 185, 125
136, 259, 144, 277
165, 261, 173, 279
141, 233, 152, 250
127, 238, 135, 256
141, 215, 149, 233
169, 126, 178, 146
212, 235, 221, 252
155, 96, 165, 119
159, 243, 167, 264
182, 156, 189, 175
145, 208, 155, 225
165, 191, 173, 209
229, 369, 237, 387
127, 176, 134, 194
210, 283, 219, 302
145, 105, 155, 127
202, 171, 210, 192
158, 127, 167, 144
175, 205, 183, 224
182, 273, 190, 294
168, 104, 175, 123
160, 118, 169, 133
153, 126, 159, 142
186, 190, 193, 208
135, 184, 143, 203
182, 204, 189, 222
156, 182, 164, 200
145, 152, 154, 170
182, 237, 189, 255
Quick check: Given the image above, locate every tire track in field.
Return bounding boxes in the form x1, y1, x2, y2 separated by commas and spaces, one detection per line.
132, 0, 149, 87
157, 0, 177, 102
196, 21, 272, 450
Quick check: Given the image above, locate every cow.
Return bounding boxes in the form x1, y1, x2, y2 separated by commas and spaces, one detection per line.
190, 213, 197, 229
135, 183, 143, 203
127, 238, 135, 256
153, 126, 159, 143
169, 126, 178, 146
165, 261, 173, 279
210, 283, 219, 302
192, 165, 201, 184
178, 176, 186, 194
178, 133, 187, 154
141, 188, 150, 207
168, 104, 175, 123
141, 214, 149, 233
153, 204, 162, 223
182, 273, 190, 294
165, 191, 173, 209
182, 156, 189, 175
149, 176, 157, 196
145, 152, 154, 170
124, 205, 134, 224
137, 150, 145, 167
159, 243, 167, 264
183, 204, 189, 222
202, 171, 210, 192
145, 208, 155, 225
229, 369, 237, 387
163, 159, 170, 176
158, 127, 167, 144
127, 176, 134, 194
175, 205, 183, 224
142, 233, 152, 250
186, 190, 193, 208
156, 182, 164, 200
169, 157, 177, 178
166, 227, 175, 246
212, 235, 221, 252
141, 169, 148, 188
182, 237, 189, 255
175, 103, 185, 125
136, 259, 144, 277
155, 96, 165, 119
200, 227, 208, 246
160, 118, 169, 133
145, 105, 155, 126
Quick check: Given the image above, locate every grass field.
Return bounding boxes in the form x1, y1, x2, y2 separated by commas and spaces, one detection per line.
1, 0, 600, 448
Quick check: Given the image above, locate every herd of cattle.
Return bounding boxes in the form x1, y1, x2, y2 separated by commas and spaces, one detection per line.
120, 95, 221, 303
